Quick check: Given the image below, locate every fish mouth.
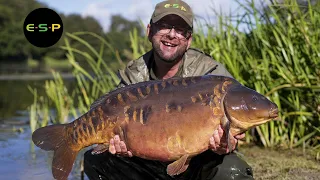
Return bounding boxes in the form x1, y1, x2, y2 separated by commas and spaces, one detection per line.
269, 108, 279, 119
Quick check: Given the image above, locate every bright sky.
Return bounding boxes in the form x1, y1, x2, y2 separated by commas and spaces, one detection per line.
37, 0, 267, 32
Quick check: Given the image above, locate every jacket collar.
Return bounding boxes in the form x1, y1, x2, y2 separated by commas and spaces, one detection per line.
118, 48, 217, 85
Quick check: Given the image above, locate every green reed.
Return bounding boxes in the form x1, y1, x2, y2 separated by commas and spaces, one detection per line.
28, 31, 127, 128
193, 0, 320, 149
28, 0, 319, 153
28, 86, 50, 133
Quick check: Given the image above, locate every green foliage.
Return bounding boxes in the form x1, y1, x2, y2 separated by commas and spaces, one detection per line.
29, 0, 319, 154
28, 31, 127, 130
193, 0, 320, 149
28, 87, 50, 133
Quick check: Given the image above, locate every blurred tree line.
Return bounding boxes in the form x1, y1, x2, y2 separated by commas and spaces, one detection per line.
0, 0, 145, 70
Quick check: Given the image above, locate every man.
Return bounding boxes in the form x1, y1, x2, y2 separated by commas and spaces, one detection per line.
84, 0, 254, 179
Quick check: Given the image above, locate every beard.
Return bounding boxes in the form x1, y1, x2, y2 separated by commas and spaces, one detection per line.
151, 36, 188, 63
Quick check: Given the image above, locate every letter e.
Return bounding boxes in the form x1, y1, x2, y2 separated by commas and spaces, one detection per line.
26, 24, 34, 32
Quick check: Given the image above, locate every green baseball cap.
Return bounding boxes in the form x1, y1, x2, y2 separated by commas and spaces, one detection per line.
151, 0, 194, 28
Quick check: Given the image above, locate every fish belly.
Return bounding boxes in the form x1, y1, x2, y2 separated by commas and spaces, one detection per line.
123, 104, 221, 162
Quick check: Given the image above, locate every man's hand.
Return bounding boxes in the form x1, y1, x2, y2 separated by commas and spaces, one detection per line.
108, 135, 133, 157
209, 125, 245, 155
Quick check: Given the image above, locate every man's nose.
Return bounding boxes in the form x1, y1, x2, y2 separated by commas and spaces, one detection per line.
167, 28, 177, 38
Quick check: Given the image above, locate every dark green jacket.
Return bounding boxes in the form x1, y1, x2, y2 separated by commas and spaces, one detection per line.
117, 48, 232, 87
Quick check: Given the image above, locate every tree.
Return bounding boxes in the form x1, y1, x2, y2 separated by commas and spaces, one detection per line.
104, 15, 144, 61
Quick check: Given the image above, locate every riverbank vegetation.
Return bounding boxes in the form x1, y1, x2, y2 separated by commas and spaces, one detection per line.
28, 0, 319, 159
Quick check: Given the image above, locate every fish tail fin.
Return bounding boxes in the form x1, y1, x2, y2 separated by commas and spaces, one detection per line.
32, 124, 80, 180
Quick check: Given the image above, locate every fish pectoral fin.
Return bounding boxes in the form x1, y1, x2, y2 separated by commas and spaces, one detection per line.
224, 120, 233, 153
175, 162, 190, 175
227, 132, 233, 153
91, 144, 109, 155
166, 154, 190, 176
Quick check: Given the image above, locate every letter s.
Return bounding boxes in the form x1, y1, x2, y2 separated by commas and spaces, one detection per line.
39, 24, 48, 32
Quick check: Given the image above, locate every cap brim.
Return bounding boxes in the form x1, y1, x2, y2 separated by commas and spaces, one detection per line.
152, 12, 192, 28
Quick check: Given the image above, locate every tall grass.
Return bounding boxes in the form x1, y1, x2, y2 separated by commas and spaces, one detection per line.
28, 31, 127, 132
29, 0, 319, 153
193, 0, 320, 149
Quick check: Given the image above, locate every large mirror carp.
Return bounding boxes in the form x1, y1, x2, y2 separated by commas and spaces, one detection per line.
32, 75, 279, 180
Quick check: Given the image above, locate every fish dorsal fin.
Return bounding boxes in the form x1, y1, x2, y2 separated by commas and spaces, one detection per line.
89, 75, 208, 110
90, 94, 108, 110
89, 79, 165, 110
167, 154, 190, 176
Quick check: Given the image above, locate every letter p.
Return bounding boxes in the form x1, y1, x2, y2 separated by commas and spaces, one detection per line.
52, 24, 61, 32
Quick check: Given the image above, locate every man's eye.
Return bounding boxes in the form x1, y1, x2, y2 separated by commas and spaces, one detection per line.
175, 28, 185, 34
159, 24, 171, 29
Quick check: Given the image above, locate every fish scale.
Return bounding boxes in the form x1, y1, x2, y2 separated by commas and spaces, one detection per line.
32, 75, 279, 180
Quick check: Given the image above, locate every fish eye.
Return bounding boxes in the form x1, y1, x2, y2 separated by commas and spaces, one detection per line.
252, 96, 258, 102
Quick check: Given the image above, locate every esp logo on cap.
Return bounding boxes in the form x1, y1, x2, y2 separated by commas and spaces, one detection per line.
164, 4, 187, 11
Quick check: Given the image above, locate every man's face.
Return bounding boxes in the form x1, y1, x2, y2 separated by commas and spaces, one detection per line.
148, 14, 193, 63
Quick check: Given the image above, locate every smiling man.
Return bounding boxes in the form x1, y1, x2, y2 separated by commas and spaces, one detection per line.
83, 0, 254, 179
